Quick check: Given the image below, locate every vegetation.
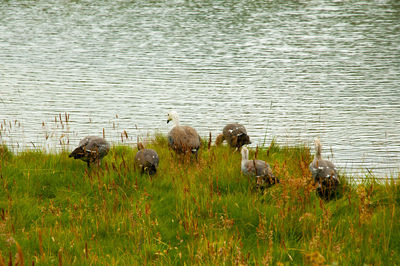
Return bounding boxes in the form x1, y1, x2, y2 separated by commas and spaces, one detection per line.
0, 135, 399, 265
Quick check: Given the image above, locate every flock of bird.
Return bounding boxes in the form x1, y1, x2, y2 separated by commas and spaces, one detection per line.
69, 111, 339, 200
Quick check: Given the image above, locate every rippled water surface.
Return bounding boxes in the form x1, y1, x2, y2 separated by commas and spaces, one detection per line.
1, 0, 399, 176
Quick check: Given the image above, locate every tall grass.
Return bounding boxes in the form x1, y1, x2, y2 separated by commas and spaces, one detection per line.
0, 136, 399, 265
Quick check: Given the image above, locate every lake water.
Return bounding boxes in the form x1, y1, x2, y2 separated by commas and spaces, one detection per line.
0, 0, 399, 177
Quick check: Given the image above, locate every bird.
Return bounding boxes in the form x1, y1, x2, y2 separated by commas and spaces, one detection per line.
241, 147, 279, 189
69, 136, 110, 167
134, 142, 159, 175
167, 111, 201, 158
216, 123, 251, 149
309, 138, 339, 200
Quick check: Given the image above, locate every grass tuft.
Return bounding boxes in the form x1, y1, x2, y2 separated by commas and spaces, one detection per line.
0, 135, 398, 264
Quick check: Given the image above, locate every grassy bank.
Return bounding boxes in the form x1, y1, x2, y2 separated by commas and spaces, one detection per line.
0, 135, 399, 265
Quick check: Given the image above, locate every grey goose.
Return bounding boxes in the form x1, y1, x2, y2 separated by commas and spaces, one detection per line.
69, 136, 110, 167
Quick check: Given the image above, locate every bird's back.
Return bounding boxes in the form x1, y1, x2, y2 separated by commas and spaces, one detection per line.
222, 123, 250, 148
309, 158, 337, 182
242, 158, 271, 176
223, 123, 246, 137
135, 149, 159, 167
168, 126, 200, 151
85, 137, 110, 158
135, 148, 159, 174
70, 136, 110, 162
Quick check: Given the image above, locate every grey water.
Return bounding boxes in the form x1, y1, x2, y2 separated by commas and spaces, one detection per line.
0, 0, 399, 177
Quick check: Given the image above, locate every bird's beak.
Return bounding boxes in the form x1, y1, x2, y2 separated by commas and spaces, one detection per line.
167, 120, 170, 124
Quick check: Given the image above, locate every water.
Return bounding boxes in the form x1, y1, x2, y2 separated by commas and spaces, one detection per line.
0, 0, 399, 177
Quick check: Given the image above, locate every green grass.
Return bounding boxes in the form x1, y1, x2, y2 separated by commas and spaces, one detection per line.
0, 136, 399, 265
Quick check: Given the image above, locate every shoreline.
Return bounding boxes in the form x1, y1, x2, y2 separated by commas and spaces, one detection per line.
1, 133, 399, 180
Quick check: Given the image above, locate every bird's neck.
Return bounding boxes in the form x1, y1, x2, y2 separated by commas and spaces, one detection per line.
241, 157, 248, 169
170, 114, 180, 126
315, 145, 322, 160
241, 151, 249, 162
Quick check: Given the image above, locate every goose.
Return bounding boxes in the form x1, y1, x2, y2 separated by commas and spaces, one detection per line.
134, 142, 159, 175
241, 147, 279, 189
309, 138, 339, 199
216, 123, 251, 149
69, 136, 110, 167
167, 111, 201, 157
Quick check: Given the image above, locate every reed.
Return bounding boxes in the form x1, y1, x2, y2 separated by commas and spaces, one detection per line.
0, 136, 398, 265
